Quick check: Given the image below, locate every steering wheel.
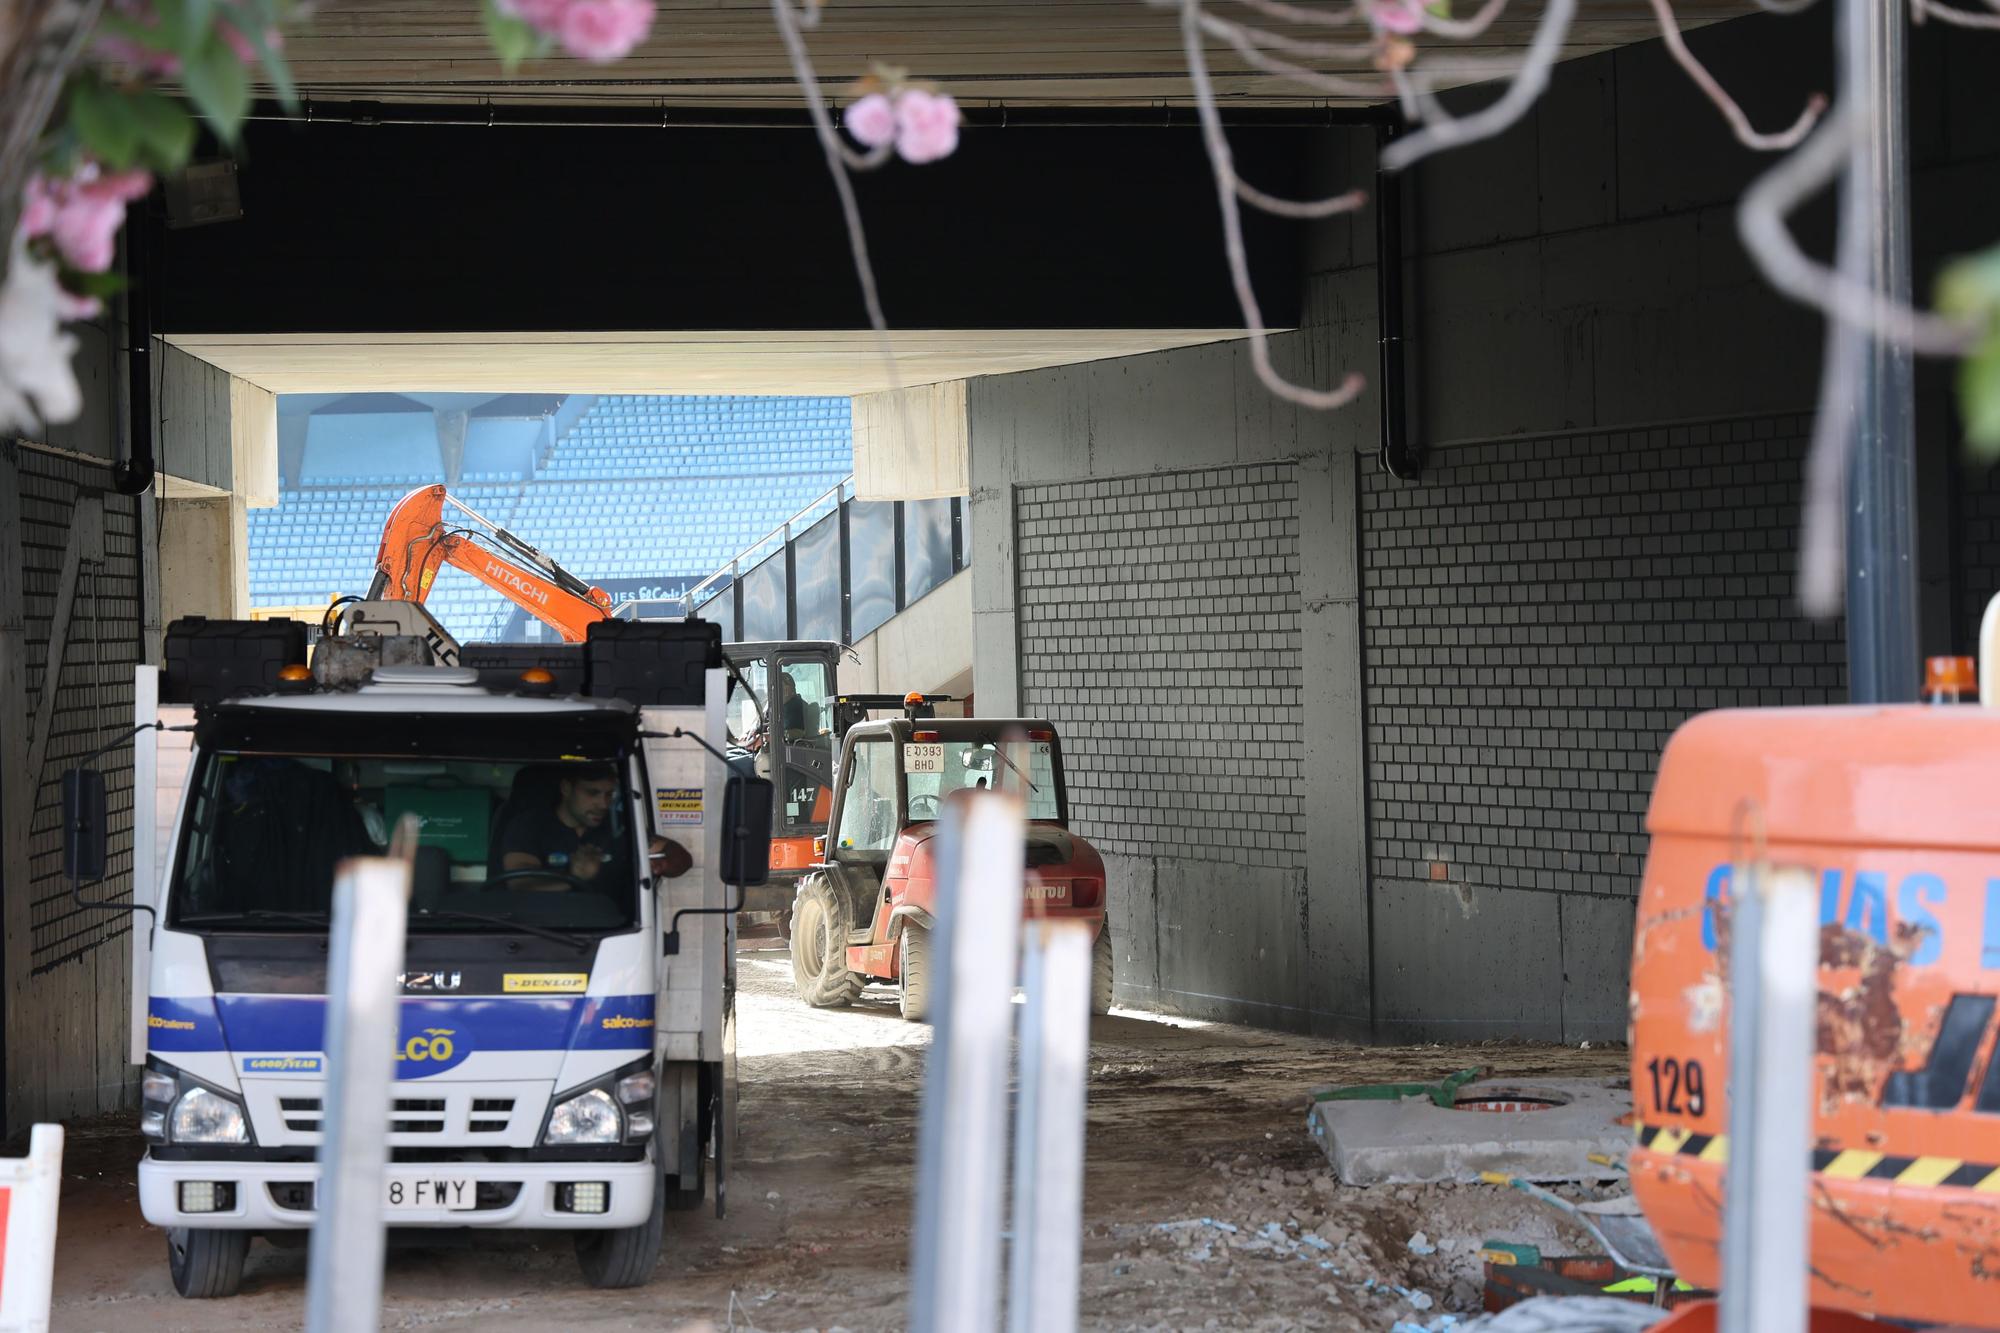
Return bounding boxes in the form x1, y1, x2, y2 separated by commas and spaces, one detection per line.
909, 793, 941, 819
481, 868, 590, 892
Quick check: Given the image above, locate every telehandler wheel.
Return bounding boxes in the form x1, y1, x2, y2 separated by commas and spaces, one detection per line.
167, 1226, 249, 1298
791, 876, 865, 1008
899, 921, 933, 1023
1092, 927, 1115, 1015
574, 1161, 667, 1288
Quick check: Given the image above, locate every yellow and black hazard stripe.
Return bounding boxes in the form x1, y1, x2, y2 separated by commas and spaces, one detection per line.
1636, 1123, 2000, 1191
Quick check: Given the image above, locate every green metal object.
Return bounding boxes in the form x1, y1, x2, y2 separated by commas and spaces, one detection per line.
1479, 1240, 1542, 1268
1310, 1065, 1486, 1110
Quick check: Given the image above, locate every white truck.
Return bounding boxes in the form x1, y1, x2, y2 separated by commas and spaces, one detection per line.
62, 615, 764, 1298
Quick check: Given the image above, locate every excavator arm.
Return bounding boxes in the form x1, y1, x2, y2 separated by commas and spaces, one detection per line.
368, 484, 612, 643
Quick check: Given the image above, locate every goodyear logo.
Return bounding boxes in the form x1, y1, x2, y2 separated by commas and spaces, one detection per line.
601, 1015, 654, 1031
503, 973, 587, 994
148, 1014, 195, 1031
243, 1055, 322, 1075
395, 1027, 468, 1077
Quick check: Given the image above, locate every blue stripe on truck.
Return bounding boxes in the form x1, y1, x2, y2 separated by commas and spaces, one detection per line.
147, 994, 655, 1057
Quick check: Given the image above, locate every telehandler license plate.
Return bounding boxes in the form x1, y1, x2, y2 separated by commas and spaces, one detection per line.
385, 1175, 476, 1210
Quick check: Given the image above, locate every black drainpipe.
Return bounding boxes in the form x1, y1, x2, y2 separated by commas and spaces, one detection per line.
115, 211, 155, 496
1374, 122, 1420, 481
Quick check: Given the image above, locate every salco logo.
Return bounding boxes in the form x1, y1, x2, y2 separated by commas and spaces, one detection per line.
147, 1014, 196, 1031
396, 1027, 469, 1077
399, 971, 462, 993
601, 1015, 654, 1031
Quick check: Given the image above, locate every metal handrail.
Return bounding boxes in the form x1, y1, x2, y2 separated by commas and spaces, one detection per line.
680, 474, 855, 615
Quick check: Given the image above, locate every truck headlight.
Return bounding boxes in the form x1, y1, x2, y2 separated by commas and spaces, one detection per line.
543, 1088, 621, 1145
170, 1086, 250, 1145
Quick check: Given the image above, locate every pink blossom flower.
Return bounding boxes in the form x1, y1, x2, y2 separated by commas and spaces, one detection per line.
0, 235, 84, 428
500, 0, 572, 31
842, 94, 897, 149
558, 0, 653, 62
1369, 0, 1425, 34
218, 21, 283, 64
21, 166, 154, 274
93, 31, 183, 76
892, 89, 961, 165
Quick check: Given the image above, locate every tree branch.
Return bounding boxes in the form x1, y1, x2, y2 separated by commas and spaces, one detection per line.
1736, 101, 1976, 355
1182, 0, 1367, 410
1380, 0, 1577, 172
1648, 0, 1825, 149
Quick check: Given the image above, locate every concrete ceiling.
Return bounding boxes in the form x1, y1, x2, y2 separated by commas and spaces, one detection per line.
277, 0, 1744, 109
165, 329, 1249, 396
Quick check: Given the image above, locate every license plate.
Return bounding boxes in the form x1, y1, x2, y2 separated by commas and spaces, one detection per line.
904, 743, 944, 774
385, 1176, 476, 1211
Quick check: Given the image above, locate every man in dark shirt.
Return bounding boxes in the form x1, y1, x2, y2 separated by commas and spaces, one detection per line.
501, 765, 690, 889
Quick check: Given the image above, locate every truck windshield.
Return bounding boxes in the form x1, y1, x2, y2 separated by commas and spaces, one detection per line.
169, 751, 640, 934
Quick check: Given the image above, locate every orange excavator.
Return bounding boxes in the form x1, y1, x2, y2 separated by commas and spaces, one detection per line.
367, 484, 613, 641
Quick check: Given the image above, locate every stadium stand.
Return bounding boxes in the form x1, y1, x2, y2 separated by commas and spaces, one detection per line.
248, 392, 852, 644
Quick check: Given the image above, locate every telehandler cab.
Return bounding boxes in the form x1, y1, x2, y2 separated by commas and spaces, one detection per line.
788, 718, 1112, 1022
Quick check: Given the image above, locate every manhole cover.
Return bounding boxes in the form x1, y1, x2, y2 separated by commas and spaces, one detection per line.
1451, 1092, 1569, 1113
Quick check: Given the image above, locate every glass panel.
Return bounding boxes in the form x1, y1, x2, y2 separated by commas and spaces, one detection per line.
741, 551, 788, 642
902, 498, 955, 605
777, 657, 835, 831
793, 511, 842, 643
904, 740, 1060, 823
694, 581, 735, 642
846, 499, 897, 639
726, 658, 769, 752
834, 739, 898, 853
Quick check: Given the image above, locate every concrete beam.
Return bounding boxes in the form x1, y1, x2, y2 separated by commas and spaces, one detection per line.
854, 381, 968, 500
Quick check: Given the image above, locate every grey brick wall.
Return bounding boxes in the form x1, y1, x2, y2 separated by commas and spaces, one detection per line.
1015, 464, 1305, 867
1359, 414, 1845, 902
7, 446, 145, 1124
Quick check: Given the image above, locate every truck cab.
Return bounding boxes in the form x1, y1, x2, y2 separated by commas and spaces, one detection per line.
111, 617, 750, 1297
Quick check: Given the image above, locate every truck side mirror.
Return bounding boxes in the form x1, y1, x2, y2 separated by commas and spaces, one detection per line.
62, 769, 108, 883
721, 776, 772, 887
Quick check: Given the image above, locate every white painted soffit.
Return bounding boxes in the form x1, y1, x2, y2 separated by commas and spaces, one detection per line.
162, 329, 1255, 397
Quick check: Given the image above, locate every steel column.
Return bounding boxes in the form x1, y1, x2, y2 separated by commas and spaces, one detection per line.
1840, 0, 1918, 702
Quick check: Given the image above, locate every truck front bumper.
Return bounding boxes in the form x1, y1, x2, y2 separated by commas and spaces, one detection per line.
139, 1153, 658, 1230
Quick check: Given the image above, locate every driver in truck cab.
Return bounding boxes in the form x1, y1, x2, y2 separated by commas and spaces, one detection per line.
501, 764, 692, 887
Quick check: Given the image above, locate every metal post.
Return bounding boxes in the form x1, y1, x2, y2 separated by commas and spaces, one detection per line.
305, 855, 412, 1333
838, 496, 853, 645
1718, 865, 1818, 1333
909, 793, 1026, 1333
1006, 922, 1091, 1333
1840, 0, 1918, 702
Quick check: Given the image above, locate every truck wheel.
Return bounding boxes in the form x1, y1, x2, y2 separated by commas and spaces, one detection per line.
1092, 927, 1115, 1015
899, 921, 933, 1023
791, 877, 864, 1008
574, 1165, 666, 1288
167, 1226, 249, 1299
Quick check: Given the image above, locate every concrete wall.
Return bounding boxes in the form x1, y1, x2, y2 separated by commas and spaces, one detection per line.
843, 568, 974, 699
968, 11, 2000, 1039
968, 335, 1373, 1035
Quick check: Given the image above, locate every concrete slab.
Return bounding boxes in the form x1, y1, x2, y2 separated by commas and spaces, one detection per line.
1306, 1077, 1630, 1186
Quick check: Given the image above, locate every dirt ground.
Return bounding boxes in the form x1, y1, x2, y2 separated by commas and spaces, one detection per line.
47, 950, 1629, 1332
